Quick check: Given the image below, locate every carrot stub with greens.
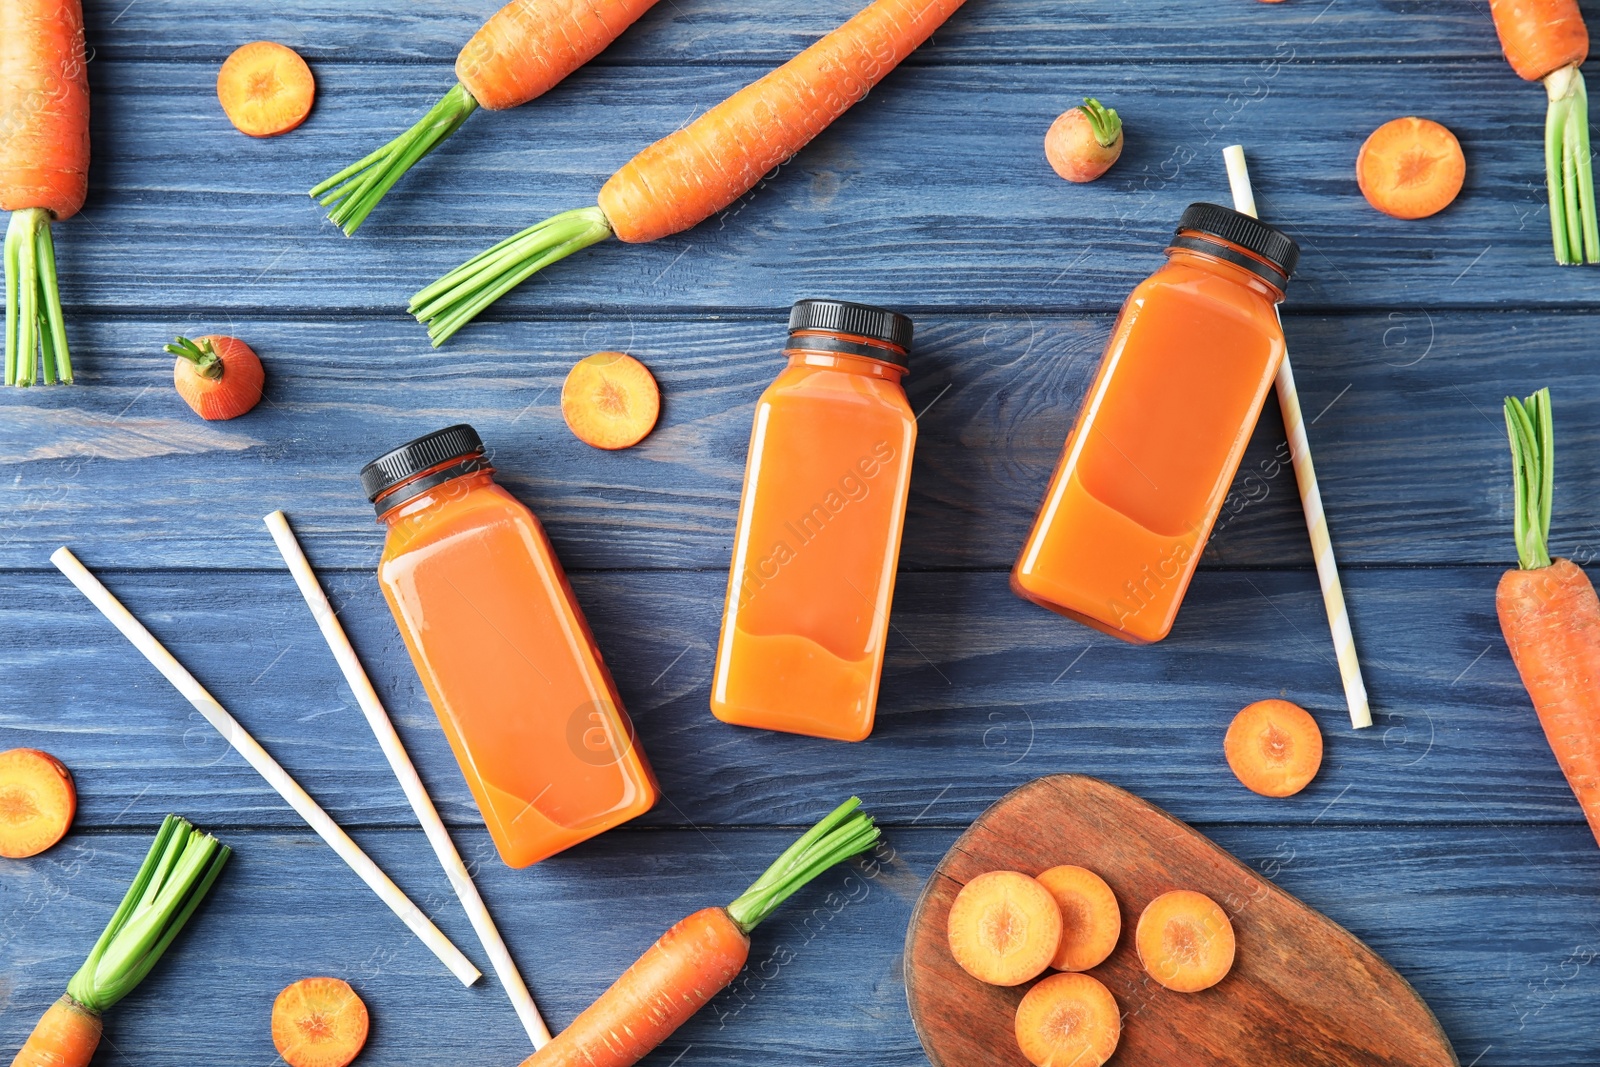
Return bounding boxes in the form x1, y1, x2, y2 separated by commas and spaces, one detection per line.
1487, 0, 1597, 263
2, 0, 90, 387
1498, 388, 1600, 848
519, 797, 878, 1067
310, 0, 659, 235
412, 0, 968, 346
9, 815, 230, 1067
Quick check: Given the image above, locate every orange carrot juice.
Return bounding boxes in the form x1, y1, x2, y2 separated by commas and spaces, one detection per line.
364, 425, 656, 867
712, 301, 918, 742
1013, 204, 1300, 643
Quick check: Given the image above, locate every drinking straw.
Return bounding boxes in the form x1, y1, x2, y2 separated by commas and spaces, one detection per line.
263, 510, 551, 1049
1222, 145, 1372, 730
49, 546, 484, 985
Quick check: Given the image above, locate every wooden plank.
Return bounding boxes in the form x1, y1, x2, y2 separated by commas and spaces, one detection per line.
50, 59, 1587, 314
85, 0, 1510, 64
3, 824, 1596, 1066
0, 565, 1577, 830
0, 311, 1589, 572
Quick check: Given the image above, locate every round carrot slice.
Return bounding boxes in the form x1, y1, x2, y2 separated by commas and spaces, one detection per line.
946, 870, 1063, 986
1356, 116, 1465, 220
272, 977, 369, 1067
1014, 972, 1121, 1067
1136, 889, 1235, 993
0, 749, 76, 859
1225, 698, 1323, 797
560, 352, 661, 450
218, 42, 316, 138
1036, 864, 1121, 972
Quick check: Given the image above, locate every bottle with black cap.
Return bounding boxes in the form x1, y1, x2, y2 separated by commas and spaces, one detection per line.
1013, 203, 1300, 645
360, 424, 658, 868
711, 299, 918, 743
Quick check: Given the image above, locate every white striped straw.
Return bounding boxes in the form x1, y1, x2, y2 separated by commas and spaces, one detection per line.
1222, 146, 1372, 730
50, 546, 485, 984
263, 511, 551, 1049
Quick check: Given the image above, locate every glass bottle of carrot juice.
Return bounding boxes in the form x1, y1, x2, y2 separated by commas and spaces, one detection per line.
711, 300, 918, 742
362, 425, 657, 867
1013, 204, 1300, 644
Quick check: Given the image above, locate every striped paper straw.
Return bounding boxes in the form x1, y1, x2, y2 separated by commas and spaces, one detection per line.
264, 511, 551, 1049
1222, 145, 1372, 730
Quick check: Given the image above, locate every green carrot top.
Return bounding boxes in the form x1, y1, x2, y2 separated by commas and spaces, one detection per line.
725, 797, 879, 933
1077, 98, 1122, 148
1505, 388, 1555, 572
66, 815, 231, 1013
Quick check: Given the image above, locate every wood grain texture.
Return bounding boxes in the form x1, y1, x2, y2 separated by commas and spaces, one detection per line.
0, 565, 1582, 831
41, 59, 1597, 314
904, 776, 1456, 1066
85, 0, 1514, 63
4, 824, 1598, 1067
4, 311, 1596, 571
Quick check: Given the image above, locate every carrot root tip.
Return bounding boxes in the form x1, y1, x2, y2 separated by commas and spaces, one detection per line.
311, 83, 480, 236
5, 209, 73, 388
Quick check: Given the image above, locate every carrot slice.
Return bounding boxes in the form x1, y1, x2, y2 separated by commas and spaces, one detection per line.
946, 870, 1062, 986
1036, 864, 1120, 972
1136, 889, 1235, 993
1356, 116, 1465, 220
560, 352, 661, 450
1225, 698, 1323, 798
218, 42, 315, 138
1013, 972, 1121, 1067
0, 748, 75, 858
271, 977, 369, 1067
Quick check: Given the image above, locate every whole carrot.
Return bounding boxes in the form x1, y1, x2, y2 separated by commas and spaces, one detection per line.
1, 0, 90, 386
311, 0, 659, 235
1497, 389, 1600, 848
411, 0, 967, 346
9, 816, 230, 1067
1486, 0, 1597, 264
521, 798, 879, 1067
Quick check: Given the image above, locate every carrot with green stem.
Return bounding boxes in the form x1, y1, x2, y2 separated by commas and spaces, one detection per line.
1498, 388, 1600, 848
2, 0, 90, 386
1488, 0, 1598, 263
311, 0, 660, 235
412, 0, 967, 346
9, 815, 230, 1067
519, 797, 878, 1067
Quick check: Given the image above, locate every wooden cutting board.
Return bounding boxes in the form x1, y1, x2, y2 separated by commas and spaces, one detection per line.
903, 775, 1457, 1067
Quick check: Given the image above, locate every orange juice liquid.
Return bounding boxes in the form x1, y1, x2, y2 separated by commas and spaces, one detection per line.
713, 332, 917, 742
375, 458, 656, 868
1013, 227, 1292, 643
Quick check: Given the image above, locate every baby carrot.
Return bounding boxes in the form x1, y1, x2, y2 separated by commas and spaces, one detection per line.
1498, 389, 1600, 849
0, 748, 76, 859
311, 0, 660, 234
9, 816, 229, 1067
411, 0, 967, 346
217, 42, 316, 138
518, 798, 878, 1067
2, 0, 90, 387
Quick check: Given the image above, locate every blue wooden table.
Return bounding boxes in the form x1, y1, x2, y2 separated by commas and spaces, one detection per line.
5, 1, 1600, 1063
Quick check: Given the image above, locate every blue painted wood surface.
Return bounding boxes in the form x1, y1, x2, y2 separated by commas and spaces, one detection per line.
3, 2, 1600, 1065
